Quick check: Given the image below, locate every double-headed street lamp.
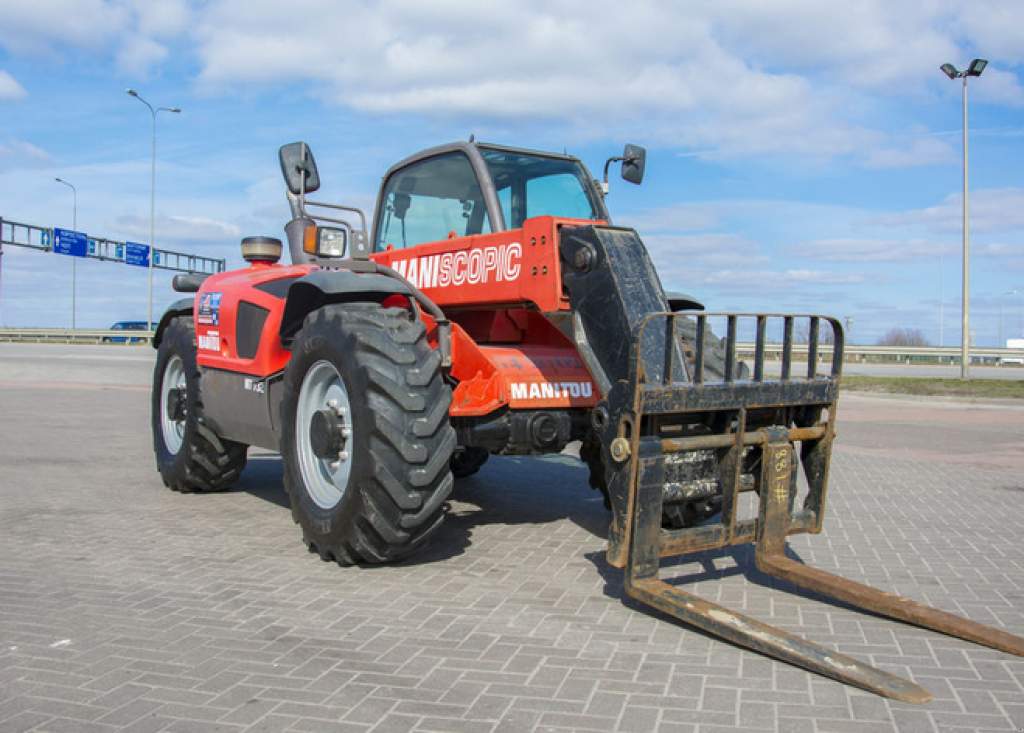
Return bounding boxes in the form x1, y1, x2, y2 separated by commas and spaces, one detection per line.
940, 58, 987, 379
54, 177, 78, 329
126, 89, 180, 331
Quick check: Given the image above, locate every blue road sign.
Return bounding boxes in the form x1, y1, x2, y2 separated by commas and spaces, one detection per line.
54, 228, 88, 258
115, 244, 124, 260
126, 241, 150, 267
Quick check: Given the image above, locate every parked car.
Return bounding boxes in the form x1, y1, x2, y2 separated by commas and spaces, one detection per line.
103, 321, 158, 343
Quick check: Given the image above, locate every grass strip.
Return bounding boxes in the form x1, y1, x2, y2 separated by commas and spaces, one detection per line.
841, 376, 1024, 400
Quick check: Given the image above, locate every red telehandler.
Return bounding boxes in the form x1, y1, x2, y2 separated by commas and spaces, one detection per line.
152, 140, 1023, 702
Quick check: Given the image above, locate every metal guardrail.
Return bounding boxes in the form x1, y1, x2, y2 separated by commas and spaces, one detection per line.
737, 342, 1024, 365
0, 328, 154, 344
2, 329, 1023, 364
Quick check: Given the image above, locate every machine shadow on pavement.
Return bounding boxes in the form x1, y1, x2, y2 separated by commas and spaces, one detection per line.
414, 453, 611, 565
231, 449, 610, 567
586, 540, 876, 622
233, 450, 289, 509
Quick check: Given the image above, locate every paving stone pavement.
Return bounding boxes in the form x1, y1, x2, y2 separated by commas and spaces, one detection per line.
0, 362, 1022, 732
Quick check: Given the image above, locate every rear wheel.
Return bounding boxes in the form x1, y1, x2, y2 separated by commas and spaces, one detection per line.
152, 317, 247, 492
281, 303, 455, 565
676, 316, 750, 382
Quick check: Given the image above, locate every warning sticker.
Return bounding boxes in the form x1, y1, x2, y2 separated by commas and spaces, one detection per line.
197, 292, 222, 326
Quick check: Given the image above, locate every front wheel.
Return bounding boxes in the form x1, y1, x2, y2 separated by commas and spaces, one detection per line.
281, 303, 455, 565
152, 317, 247, 492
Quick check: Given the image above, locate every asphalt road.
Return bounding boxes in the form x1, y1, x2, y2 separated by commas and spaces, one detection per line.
841, 362, 1024, 380
1, 343, 1022, 733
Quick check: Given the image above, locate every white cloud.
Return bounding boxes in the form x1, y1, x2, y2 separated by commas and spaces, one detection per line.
862, 135, 954, 169
0, 71, 27, 101
622, 202, 731, 234
0, 0, 126, 56
706, 1, 958, 87
0, 0, 188, 75
0, 139, 51, 172
975, 241, 1024, 260
108, 212, 241, 244
2, 1, 1020, 164
116, 35, 169, 74
127, 0, 191, 37
968, 68, 1024, 108
788, 238, 946, 263
957, 1, 1024, 66
644, 233, 872, 303
183, 0, 1016, 164
869, 187, 1024, 234
647, 232, 768, 270
699, 268, 869, 298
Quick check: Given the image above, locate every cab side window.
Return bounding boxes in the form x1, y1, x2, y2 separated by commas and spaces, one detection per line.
375, 153, 492, 251
495, 172, 597, 229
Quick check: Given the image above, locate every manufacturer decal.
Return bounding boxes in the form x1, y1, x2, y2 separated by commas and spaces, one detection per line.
510, 381, 593, 401
391, 243, 521, 290
243, 377, 266, 394
197, 292, 222, 326
197, 331, 219, 352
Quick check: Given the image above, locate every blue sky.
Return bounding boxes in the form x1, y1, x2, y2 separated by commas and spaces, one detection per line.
1, 0, 1023, 346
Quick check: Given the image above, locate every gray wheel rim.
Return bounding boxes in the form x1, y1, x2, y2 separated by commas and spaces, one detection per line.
296, 360, 354, 510
160, 355, 186, 455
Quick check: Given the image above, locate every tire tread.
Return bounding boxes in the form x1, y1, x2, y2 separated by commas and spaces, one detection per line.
152, 317, 247, 494
282, 304, 454, 566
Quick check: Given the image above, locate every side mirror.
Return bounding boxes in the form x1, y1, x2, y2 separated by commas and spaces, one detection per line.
621, 144, 646, 185
392, 193, 411, 219
279, 142, 321, 196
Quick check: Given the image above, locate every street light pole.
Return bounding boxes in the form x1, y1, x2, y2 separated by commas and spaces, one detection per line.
1000, 290, 1018, 349
940, 59, 987, 379
939, 247, 943, 347
126, 89, 180, 331
54, 177, 77, 329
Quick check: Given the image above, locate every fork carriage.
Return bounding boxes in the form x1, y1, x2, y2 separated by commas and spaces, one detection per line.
594, 312, 1024, 703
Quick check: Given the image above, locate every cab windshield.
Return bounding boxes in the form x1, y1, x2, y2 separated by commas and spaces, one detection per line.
373, 145, 604, 252
480, 147, 602, 229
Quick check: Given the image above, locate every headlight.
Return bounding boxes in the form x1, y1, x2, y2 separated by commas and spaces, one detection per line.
303, 226, 348, 258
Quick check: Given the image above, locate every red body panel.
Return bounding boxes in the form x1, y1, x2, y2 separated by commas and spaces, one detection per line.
195, 262, 313, 376
191, 217, 601, 416
421, 310, 599, 417
371, 216, 594, 312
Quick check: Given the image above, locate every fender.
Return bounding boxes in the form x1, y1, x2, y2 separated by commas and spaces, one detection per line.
666, 291, 705, 312
153, 297, 195, 348
279, 269, 415, 347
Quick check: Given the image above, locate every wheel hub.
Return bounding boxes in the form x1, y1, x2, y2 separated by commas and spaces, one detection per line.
160, 354, 187, 455
295, 360, 355, 510
166, 387, 186, 422
309, 408, 349, 460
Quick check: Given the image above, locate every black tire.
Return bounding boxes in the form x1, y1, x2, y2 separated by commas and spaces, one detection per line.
152, 317, 248, 492
676, 316, 750, 381
450, 447, 489, 478
280, 303, 455, 565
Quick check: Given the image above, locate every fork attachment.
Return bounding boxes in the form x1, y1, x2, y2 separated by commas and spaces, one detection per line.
593, 313, 1024, 703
